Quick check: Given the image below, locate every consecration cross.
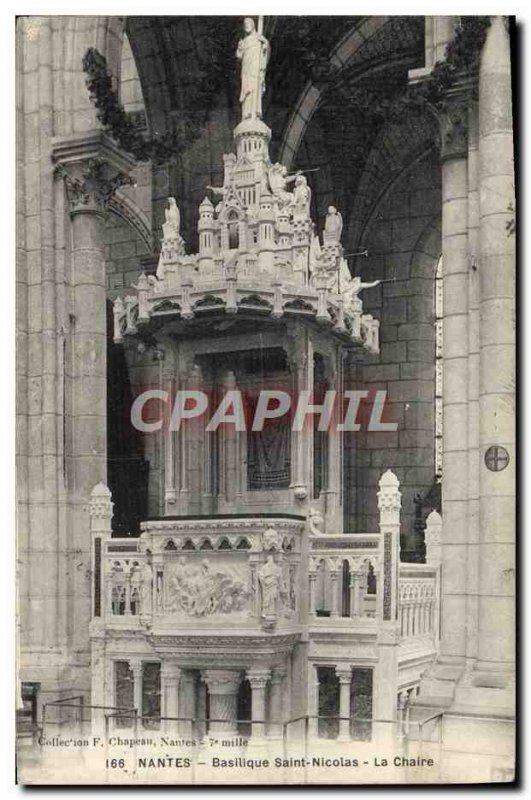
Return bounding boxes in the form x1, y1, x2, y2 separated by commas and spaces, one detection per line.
484, 445, 510, 472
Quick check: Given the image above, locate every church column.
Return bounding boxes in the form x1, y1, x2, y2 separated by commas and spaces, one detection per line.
202, 670, 241, 737
52, 133, 134, 652
267, 668, 286, 739
336, 667, 352, 742
130, 659, 143, 727
477, 16, 515, 676
307, 664, 319, 738
466, 100, 481, 668
187, 363, 204, 514
308, 564, 317, 618
180, 671, 196, 738
286, 327, 313, 503
161, 661, 181, 734
329, 561, 340, 618
53, 135, 134, 498
438, 97, 469, 664
247, 668, 270, 742
324, 351, 342, 533
163, 350, 177, 512
218, 370, 239, 511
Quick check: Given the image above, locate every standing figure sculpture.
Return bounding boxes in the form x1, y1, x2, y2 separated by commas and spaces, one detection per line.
258, 555, 282, 617
164, 197, 181, 238
140, 559, 153, 616
290, 174, 312, 218
324, 206, 343, 243
236, 17, 270, 120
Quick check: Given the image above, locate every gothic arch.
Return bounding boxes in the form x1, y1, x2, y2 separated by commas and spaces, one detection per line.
278, 17, 393, 168
108, 191, 153, 252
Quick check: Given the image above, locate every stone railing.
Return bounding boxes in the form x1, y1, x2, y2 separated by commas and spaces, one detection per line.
308, 535, 380, 621
398, 563, 439, 642
90, 470, 405, 635
89, 489, 305, 635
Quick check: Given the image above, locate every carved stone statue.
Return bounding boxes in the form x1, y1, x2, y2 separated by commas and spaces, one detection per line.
324, 206, 343, 243
341, 274, 382, 313
258, 555, 282, 617
164, 197, 181, 238
236, 17, 270, 120
140, 560, 153, 616
290, 174, 311, 218
268, 164, 298, 207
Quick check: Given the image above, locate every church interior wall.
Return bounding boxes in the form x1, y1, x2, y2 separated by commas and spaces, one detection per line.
345, 150, 441, 550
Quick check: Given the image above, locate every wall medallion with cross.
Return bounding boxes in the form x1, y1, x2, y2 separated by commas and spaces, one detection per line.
484, 445, 510, 472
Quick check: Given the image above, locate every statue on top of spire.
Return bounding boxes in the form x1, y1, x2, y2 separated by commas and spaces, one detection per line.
236, 17, 270, 120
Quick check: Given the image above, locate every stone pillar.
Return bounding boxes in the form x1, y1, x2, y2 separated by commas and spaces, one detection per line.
247, 668, 270, 742
438, 97, 469, 664
52, 135, 134, 496
324, 353, 343, 533
377, 470, 401, 623
187, 363, 205, 514
350, 562, 366, 617
329, 562, 340, 618
307, 664, 319, 738
286, 327, 312, 504
218, 370, 239, 510
397, 690, 408, 738
202, 670, 241, 737
336, 667, 351, 742
130, 659, 143, 726
52, 133, 134, 655
89, 483, 113, 730
267, 668, 286, 739
425, 510, 442, 566
477, 16, 515, 676
467, 101, 481, 669
163, 353, 177, 512
308, 566, 317, 618
161, 661, 181, 734
180, 671, 195, 738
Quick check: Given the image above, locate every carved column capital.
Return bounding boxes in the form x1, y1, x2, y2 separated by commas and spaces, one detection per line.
202, 669, 242, 695
437, 95, 470, 161
270, 668, 287, 686
335, 667, 352, 685
52, 131, 136, 217
247, 668, 271, 689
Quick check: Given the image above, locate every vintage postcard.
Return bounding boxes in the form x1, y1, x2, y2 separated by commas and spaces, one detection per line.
16, 13, 516, 785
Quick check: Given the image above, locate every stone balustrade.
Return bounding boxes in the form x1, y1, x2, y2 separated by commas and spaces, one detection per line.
94, 515, 304, 634
308, 535, 380, 622
398, 564, 439, 642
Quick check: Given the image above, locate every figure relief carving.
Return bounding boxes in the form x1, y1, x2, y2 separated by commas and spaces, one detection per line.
236, 17, 270, 120
165, 558, 250, 616
258, 554, 284, 621
140, 559, 153, 616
